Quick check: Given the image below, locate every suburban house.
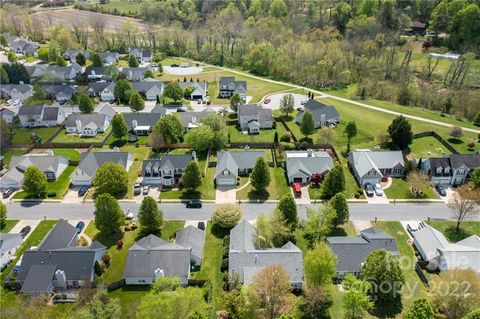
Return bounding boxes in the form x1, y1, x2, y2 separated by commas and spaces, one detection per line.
142, 152, 197, 186
85, 66, 109, 81
407, 21, 427, 35
215, 150, 266, 186
327, 227, 399, 279
15, 220, 106, 296
42, 85, 76, 103
348, 150, 405, 186
422, 154, 480, 186
123, 112, 165, 135
0, 233, 23, 268
179, 81, 208, 100
43, 64, 83, 81
0, 84, 33, 101
413, 224, 480, 275
7, 35, 39, 56
0, 108, 16, 124
99, 51, 119, 65
238, 104, 273, 133
219, 77, 247, 101
0, 152, 69, 190
87, 81, 115, 102
175, 226, 205, 265
132, 81, 164, 100
64, 49, 90, 61
285, 150, 334, 185
71, 150, 133, 186
65, 113, 111, 137
18, 105, 65, 128
121, 67, 148, 81
295, 99, 340, 128
229, 220, 304, 289
129, 48, 153, 63
177, 108, 217, 131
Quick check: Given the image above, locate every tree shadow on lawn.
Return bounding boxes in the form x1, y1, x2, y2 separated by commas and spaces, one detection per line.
326, 227, 348, 237
246, 189, 270, 202
108, 138, 127, 148
211, 224, 230, 239
91, 231, 124, 249
369, 296, 403, 318
135, 228, 161, 242
447, 138, 464, 145
442, 226, 472, 242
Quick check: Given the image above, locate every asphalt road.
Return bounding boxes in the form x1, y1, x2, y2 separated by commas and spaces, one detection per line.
4, 202, 468, 222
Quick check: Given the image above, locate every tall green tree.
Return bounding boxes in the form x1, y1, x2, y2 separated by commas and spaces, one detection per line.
154, 114, 184, 144
303, 206, 336, 247
463, 309, 480, 319
471, 168, 480, 188
298, 286, 333, 319
344, 121, 357, 153
200, 114, 228, 151
185, 125, 214, 152
22, 166, 48, 197
91, 52, 103, 67
269, 0, 287, 17
388, 116, 413, 149
450, 4, 480, 51
93, 162, 129, 197
0, 118, 10, 148
332, 1, 352, 34
342, 274, 373, 319
94, 193, 125, 233
300, 111, 315, 138
75, 52, 86, 66
403, 298, 437, 319
77, 287, 121, 319
322, 164, 345, 199
138, 196, 163, 234
250, 157, 270, 192
129, 92, 145, 112
128, 54, 139, 67
279, 93, 294, 117
182, 161, 202, 191
330, 193, 349, 228
0, 65, 9, 84
56, 55, 67, 67
0, 202, 6, 230
114, 79, 133, 104
163, 82, 184, 103
304, 242, 337, 286
33, 84, 45, 100
276, 193, 297, 230
78, 94, 95, 113
2, 63, 30, 84
7, 52, 17, 63
111, 113, 128, 139
230, 92, 242, 112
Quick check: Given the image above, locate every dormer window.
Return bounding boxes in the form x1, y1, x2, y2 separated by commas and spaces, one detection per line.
436, 167, 442, 174
223, 170, 229, 175
444, 167, 450, 173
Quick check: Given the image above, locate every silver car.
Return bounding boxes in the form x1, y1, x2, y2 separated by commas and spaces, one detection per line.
374, 183, 384, 196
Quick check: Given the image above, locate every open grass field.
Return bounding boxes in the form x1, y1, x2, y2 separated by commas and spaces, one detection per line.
11, 127, 58, 145
384, 177, 437, 200
427, 221, 480, 243
0, 220, 19, 233
53, 126, 112, 143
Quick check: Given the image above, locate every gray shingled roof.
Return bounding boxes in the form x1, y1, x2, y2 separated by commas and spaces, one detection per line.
219, 77, 247, 91
0, 84, 32, 94
413, 224, 449, 261
215, 151, 265, 179
238, 104, 261, 116
20, 264, 56, 294
42, 85, 76, 96
122, 113, 163, 131
18, 105, 43, 116
73, 151, 132, 180
303, 99, 339, 121
449, 154, 480, 169
131, 81, 163, 93
124, 234, 191, 278
350, 150, 404, 177
65, 113, 107, 128
286, 151, 334, 179
142, 154, 194, 173
38, 219, 77, 251
85, 66, 109, 76
151, 104, 167, 114
175, 226, 205, 260
42, 107, 61, 121
177, 110, 216, 128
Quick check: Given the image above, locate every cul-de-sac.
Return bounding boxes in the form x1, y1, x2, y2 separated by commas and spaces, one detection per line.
0, 1, 479, 318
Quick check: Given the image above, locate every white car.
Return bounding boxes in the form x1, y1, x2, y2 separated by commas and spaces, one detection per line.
124, 209, 134, 220
374, 183, 384, 196
301, 99, 309, 105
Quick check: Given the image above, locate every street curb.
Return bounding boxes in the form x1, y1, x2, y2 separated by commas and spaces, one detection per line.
11, 199, 62, 203
388, 199, 444, 203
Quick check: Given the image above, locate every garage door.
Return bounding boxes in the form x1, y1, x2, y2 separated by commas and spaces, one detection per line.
217, 178, 236, 186
293, 178, 303, 184
362, 179, 379, 186
192, 95, 203, 100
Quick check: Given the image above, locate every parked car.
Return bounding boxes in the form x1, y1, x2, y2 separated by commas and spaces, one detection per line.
142, 185, 150, 195
20, 226, 31, 238
435, 184, 447, 197
2, 188, 14, 198
263, 98, 271, 104
133, 183, 142, 196
124, 209, 134, 220
176, 107, 187, 112
301, 99, 308, 105
374, 183, 384, 196
292, 183, 301, 197
186, 200, 202, 208
198, 222, 205, 231
364, 183, 375, 197
75, 221, 85, 234
78, 186, 89, 197
296, 107, 304, 112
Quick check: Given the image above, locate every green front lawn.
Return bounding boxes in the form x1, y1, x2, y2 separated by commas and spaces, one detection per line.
1, 148, 26, 168
11, 127, 58, 145
85, 220, 185, 284
227, 125, 277, 144
13, 166, 75, 199
236, 167, 290, 201
53, 126, 112, 143
0, 220, 19, 233
427, 221, 480, 242
384, 178, 437, 200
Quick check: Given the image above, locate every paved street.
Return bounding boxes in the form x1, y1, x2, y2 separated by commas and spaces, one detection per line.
3, 202, 470, 222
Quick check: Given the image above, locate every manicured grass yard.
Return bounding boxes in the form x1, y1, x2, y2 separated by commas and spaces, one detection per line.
53, 148, 81, 161
84, 220, 185, 284
109, 285, 150, 319
227, 125, 277, 144
407, 136, 452, 159
0, 220, 19, 233
11, 127, 58, 145
13, 166, 76, 199
236, 167, 290, 201
384, 178, 437, 200
1, 148, 25, 168
428, 221, 480, 243
53, 126, 112, 143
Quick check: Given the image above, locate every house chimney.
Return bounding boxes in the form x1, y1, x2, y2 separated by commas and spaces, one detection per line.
113, 146, 120, 152
132, 120, 138, 129
47, 149, 54, 157
307, 149, 313, 157
154, 268, 164, 280
75, 119, 82, 133
54, 270, 67, 289
192, 151, 197, 162
320, 114, 326, 127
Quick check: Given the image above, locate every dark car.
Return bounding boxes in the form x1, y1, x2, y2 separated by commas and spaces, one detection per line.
75, 221, 85, 234
435, 184, 447, 197
2, 188, 14, 198
176, 107, 187, 112
186, 200, 202, 208
78, 186, 89, 197
20, 226, 31, 238
198, 222, 206, 231
133, 183, 142, 196
364, 183, 375, 197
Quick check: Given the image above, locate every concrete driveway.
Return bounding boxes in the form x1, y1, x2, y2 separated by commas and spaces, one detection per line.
62, 186, 86, 204
261, 93, 308, 110
135, 186, 161, 203
10, 220, 41, 241
441, 185, 456, 204
292, 186, 311, 205
216, 186, 237, 204
364, 191, 390, 204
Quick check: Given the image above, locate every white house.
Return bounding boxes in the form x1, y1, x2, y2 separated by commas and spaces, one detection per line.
422, 155, 480, 186
0, 84, 33, 101
142, 153, 197, 186
348, 150, 405, 186
238, 104, 273, 134
132, 81, 164, 101
0, 234, 23, 268
18, 105, 65, 128
285, 150, 334, 185
65, 114, 110, 137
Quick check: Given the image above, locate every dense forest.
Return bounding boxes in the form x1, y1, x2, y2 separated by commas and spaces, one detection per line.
2, 0, 480, 120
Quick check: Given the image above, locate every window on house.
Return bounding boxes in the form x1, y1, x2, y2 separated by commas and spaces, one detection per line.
393, 168, 402, 175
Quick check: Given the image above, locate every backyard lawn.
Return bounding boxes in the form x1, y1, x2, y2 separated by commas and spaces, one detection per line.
11, 127, 58, 145
236, 167, 290, 201
427, 221, 480, 242
1, 148, 25, 168
407, 136, 452, 159
53, 126, 112, 143
13, 166, 76, 199
84, 220, 185, 284
384, 178, 437, 200
227, 125, 277, 144
53, 148, 81, 161
0, 220, 19, 233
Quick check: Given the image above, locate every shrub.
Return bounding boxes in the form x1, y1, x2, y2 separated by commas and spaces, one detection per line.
280, 132, 291, 143
212, 204, 242, 229
468, 142, 475, 149
297, 141, 311, 150
47, 192, 56, 198
124, 226, 131, 231
131, 224, 137, 230
221, 258, 229, 272
102, 253, 111, 266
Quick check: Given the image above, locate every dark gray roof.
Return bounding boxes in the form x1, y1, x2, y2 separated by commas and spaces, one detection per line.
177, 110, 216, 128
219, 77, 247, 91
38, 219, 77, 250
131, 81, 163, 93
142, 154, 194, 173
286, 151, 334, 179
85, 66, 109, 76
99, 51, 118, 60
175, 226, 205, 260
0, 84, 32, 94
74, 151, 132, 179
18, 105, 43, 116
296, 99, 339, 124
42, 107, 61, 121
349, 150, 404, 177
65, 113, 107, 128
151, 104, 167, 115
326, 227, 398, 274
88, 81, 115, 93
20, 265, 56, 294
122, 113, 163, 131
449, 154, 480, 169
215, 151, 265, 178
42, 85, 76, 96
124, 234, 191, 278
238, 104, 260, 116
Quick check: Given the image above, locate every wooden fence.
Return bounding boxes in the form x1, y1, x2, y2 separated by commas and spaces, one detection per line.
412, 131, 459, 154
